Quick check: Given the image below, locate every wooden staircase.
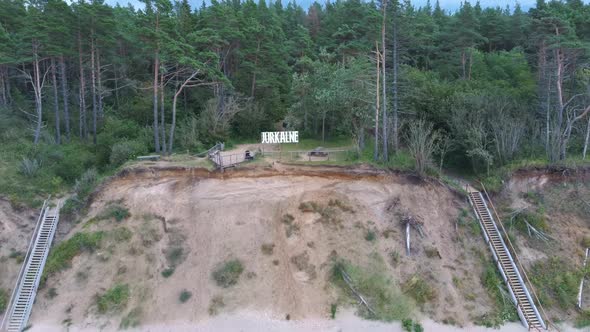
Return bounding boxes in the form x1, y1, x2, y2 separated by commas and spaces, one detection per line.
468, 191, 546, 331
1, 203, 60, 332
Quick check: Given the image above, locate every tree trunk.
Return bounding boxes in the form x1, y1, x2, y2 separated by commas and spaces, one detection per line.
251, 39, 261, 98
51, 58, 61, 145
381, 0, 388, 161
374, 41, 380, 161
0, 65, 6, 106
59, 55, 70, 141
90, 30, 98, 144
583, 115, 590, 160
160, 73, 167, 154
461, 49, 466, 80
392, 13, 399, 151
32, 42, 43, 145
153, 51, 160, 153
78, 30, 87, 139
322, 111, 326, 143
96, 47, 103, 119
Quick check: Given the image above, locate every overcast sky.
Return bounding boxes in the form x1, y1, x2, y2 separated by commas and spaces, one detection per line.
105, 0, 581, 13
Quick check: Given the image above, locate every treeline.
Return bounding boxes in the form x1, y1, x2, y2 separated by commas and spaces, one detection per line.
0, 0, 589, 176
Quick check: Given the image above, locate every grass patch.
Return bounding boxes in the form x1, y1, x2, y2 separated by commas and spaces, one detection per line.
97, 284, 130, 314
0, 288, 8, 314
208, 295, 225, 316
179, 290, 192, 303
576, 310, 590, 328
120, 307, 142, 329
475, 260, 518, 327
331, 258, 413, 321
530, 257, 581, 310
212, 259, 244, 288
43, 231, 104, 284
96, 203, 130, 222
364, 230, 376, 242
111, 227, 133, 242
402, 276, 436, 305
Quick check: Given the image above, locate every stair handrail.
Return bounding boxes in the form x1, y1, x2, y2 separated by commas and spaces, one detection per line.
480, 183, 555, 331
0, 198, 48, 331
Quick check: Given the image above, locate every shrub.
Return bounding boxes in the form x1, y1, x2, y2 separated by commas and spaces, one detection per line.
110, 140, 148, 167
212, 259, 244, 288
402, 318, 423, 332
53, 145, 95, 183
166, 247, 184, 267
97, 284, 130, 314
161, 268, 175, 278
179, 290, 192, 303
19, 157, 41, 177
576, 310, 590, 328
510, 210, 547, 234
74, 168, 98, 198
47, 287, 58, 299
43, 231, 104, 284
98, 204, 131, 222
330, 303, 337, 319
0, 288, 8, 314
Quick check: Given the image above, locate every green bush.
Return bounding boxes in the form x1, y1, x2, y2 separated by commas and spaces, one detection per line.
98, 204, 131, 222
161, 268, 175, 278
212, 259, 244, 288
179, 290, 192, 303
97, 284, 130, 314
364, 230, 376, 242
52, 144, 95, 183
43, 231, 104, 283
110, 140, 148, 167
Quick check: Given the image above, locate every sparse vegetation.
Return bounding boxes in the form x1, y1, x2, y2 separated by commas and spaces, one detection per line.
208, 295, 225, 316
508, 209, 547, 234
576, 310, 590, 328
388, 250, 400, 267
330, 303, 337, 319
0, 288, 8, 314
139, 220, 162, 247
119, 307, 143, 330
212, 259, 244, 288
331, 258, 413, 321
97, 284, 130, 314
111, 227, 133, 242
120, 307, 142, 329
261, 243, 275, 255
402, 276, 436, 305
179, 290, 192, 303
328, 199, 355, 213
43, 231, 104, 284
281, 214, 300, 238
9, 249, 25, 263
47, 287, 58, 299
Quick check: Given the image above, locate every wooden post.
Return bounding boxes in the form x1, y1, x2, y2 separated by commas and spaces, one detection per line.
406, 222, 410, 255
578, 247, 589, 309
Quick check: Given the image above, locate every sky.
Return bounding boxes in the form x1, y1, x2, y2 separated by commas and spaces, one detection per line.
105, 0, 576, 13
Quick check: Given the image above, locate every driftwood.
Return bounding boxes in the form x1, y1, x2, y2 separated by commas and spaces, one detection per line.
578, 248, 589, 309
337, 266, 376, 317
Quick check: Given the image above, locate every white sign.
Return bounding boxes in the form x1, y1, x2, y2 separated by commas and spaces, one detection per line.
261, 131, 299, 144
